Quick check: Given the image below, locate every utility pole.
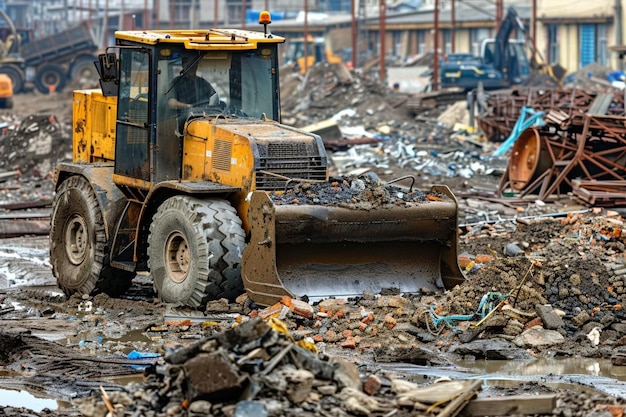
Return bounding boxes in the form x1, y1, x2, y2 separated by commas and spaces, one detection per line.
104, 0, 108, 46
351, 0, 356, 69
304, 0, 308, 73
144, 0, 148, 29
530, 0, 537, 64
214, 0, 218, 27
495, 0, 503, 33
242, 0, 246, 28
379, 0, 386, 83
169, 0, 174, 29
433, 0, 439, 91
451, 0, 455, 52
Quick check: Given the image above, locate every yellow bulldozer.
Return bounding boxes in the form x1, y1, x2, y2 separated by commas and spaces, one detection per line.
50, 13, 464, 308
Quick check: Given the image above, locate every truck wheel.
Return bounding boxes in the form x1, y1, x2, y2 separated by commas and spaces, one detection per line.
0, 65, 24, 93
70, 56, 98, 83
147, 196, 246, 307
35, 64, 66, 94
50, 175, 107, 296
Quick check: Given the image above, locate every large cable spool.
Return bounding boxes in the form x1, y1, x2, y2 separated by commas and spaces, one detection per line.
508, 127, 552, 191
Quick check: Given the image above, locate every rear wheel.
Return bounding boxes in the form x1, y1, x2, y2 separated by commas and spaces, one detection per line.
50, 176, 134, 297
147, 196, 246, 307
35, 64, 66, 94
70, 56, 98, 84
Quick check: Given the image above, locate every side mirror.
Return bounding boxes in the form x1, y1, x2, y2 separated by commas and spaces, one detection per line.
96, 52, 119, 96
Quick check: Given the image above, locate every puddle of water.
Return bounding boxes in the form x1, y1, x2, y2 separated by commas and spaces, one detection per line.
381, 357, 626, 398
456, 357, 622, 379
0, 388, 58, 412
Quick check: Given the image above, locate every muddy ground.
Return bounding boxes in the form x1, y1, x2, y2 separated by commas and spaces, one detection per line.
0, 78, 625, 416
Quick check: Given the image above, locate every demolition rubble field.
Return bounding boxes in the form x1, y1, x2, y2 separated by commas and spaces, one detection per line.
0, 73, 625, 416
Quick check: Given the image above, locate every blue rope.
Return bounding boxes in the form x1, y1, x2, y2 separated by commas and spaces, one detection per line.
429, 292, 508, 329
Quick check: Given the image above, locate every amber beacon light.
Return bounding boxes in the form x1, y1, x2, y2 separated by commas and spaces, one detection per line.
259, 11, 272, 35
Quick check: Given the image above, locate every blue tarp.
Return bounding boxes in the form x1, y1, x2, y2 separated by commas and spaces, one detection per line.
493, 107, 545, 157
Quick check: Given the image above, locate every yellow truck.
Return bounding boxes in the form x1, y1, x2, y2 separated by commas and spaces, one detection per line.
50, 13, 463, 307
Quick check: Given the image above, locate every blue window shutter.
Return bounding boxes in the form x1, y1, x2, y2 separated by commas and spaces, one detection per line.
580, 24, 596, 67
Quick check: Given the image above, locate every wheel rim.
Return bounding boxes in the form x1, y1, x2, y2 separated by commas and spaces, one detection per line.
44, 72, 60, 86
65, 214, 88, 265
165, 231, 190, 283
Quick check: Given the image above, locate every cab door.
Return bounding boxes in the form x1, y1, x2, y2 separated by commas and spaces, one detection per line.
115, 48, 152, 181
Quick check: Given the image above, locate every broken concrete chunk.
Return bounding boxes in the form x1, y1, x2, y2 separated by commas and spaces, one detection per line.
363, 374, 382, 395
184, 351, 246, 401
333, 357, 362, 391
284, 368, 315, 403
513, 327, 565, 348
535, 304, 565, 330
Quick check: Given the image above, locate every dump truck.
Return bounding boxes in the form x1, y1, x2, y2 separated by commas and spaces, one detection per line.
50, 13, 464, 308
19, 21, 99, 94
0, 17, 98, 94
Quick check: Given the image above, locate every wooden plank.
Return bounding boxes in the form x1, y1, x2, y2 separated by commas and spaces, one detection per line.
0, 219, 50, 238
438, 379, 483, 417
461, 394, 556, 416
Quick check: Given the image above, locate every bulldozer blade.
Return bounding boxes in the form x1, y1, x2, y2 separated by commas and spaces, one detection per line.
242, 185, 464, 306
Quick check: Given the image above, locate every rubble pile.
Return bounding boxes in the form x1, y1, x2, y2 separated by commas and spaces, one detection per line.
434, 212, 626, 353
0, 114, 72, 178
77, 318, 481, 417
270, 174, 443, 208
280, 63, 415, 131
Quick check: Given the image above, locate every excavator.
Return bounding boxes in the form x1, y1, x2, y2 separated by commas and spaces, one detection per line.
440, 7, 530, 90
440, 6, 564, 91
50, 12, 464, 308
284, 35, 344, 74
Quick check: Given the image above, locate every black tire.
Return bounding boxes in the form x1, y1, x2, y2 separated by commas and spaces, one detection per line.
50, 176, 135, 297
34, 64, 67, 94
147, 196, 246, 307
50, 176, 107, 296
0, 65, 24, 93
70, 56, 98, 83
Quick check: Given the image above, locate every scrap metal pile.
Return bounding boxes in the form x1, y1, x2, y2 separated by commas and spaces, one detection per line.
477, 86, 626, 205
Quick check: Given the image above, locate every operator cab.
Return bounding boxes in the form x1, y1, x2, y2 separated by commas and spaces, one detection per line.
96, 31, 282, 185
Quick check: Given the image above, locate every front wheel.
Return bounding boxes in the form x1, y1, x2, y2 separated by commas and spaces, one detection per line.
147, 196, 246, 307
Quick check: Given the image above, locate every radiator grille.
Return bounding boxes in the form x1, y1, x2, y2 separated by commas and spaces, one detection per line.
213, 139, 232, 171
93, 101, 108, 135
255, 141, 326, 190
